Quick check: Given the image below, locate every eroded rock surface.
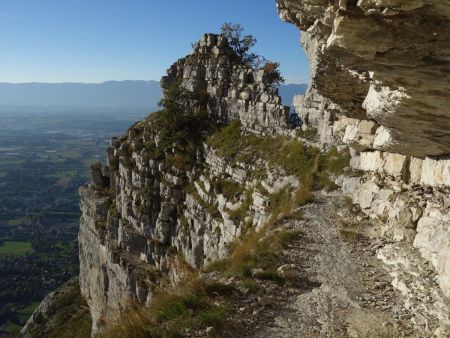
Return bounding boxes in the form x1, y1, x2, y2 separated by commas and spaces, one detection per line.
278, 0, 450, 157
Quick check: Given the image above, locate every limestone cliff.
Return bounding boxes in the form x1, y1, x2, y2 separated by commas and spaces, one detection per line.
78, 34, 296, 333
278, 0, 450, 334
23, 3, 450, 336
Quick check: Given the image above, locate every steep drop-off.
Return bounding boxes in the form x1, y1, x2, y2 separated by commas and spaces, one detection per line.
77, 34, 304, 333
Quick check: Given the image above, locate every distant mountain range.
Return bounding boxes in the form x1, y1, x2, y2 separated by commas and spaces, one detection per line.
278, 83, 308, 109
0, 81, 307, 113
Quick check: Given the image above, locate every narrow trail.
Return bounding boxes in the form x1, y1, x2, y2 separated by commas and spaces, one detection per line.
250, 193, 418, 338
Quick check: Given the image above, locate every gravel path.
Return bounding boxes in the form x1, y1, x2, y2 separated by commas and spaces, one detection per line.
251, 193, 418, 338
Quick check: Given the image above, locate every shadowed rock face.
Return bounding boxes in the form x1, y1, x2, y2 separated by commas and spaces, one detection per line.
277, 0, 450, 157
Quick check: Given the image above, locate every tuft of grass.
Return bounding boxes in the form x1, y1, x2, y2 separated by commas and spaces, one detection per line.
214, 177, 245, 201
241, 279, 260, 293
206, 120, 243, 159
267, 185, 313, 226
314, 146, 350, 191
205, 229, 300, 279
298, 127, 319, 142
101, 278, 230, 338
228, 189, 253, 223
198, 304, 229, 329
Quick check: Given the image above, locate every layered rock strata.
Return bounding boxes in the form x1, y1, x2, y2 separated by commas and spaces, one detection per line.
78, 34, 295, 333
161, 33, 290, 135
279, 0, 450, 157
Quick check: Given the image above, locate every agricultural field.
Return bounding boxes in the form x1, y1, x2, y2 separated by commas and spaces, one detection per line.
0, 241, 33, 256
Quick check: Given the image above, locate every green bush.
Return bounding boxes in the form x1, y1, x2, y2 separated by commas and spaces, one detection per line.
133, 82, 214, 173
214, 177, 245, 200
299, 127, 319, 142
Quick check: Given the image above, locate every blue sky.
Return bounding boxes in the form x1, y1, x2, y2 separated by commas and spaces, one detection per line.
0, 0, 310, 84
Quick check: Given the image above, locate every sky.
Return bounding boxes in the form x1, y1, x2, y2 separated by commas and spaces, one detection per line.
0, 0, 310, 84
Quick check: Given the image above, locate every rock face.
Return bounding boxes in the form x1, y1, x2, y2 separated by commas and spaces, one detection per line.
278, 0, 450, 328
78, 34, 296, 333
161, 33, 290, 135
278, 0, 450, 158
20, 278, 91, 338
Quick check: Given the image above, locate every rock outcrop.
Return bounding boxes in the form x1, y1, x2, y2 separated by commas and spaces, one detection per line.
161, 33, 290, 135
279, 0, 450, 335
78, 34, 296, 333
20, 278, 91, 338
279, 0, 450, 158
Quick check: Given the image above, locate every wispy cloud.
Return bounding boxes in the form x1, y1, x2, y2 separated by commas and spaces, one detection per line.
0, 12, 17, 19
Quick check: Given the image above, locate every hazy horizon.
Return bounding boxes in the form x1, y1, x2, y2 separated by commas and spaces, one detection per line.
0, 79, 306, 85
0, 81, 307, 112
0, 0, 310, 84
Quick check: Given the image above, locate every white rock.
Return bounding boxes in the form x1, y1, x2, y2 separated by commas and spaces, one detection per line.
414, 204, 450, 297
353, 181, 380, 209
420, 157, 437, 186
383, 153, 406, 177
359, 151, 385, 172
409, 157, 423, 184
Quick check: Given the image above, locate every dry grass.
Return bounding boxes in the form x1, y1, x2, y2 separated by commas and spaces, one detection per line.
267, 185, 313, 226
101, 278, 230, 338
205, 228, 301, 279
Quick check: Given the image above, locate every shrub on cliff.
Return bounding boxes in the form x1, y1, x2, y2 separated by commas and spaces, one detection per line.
262, 61, 285, 86
221, 23, 258, 66
145, 82, 213, 170
156, 81, 210, 147
220, 23, 285, 86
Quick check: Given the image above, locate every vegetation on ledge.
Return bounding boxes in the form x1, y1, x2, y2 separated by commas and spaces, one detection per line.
205, 228, 301, 279
20, 278, 91, 338
207, 120, 349, 198
132, 81, 214, 172
101, 277, 232, 338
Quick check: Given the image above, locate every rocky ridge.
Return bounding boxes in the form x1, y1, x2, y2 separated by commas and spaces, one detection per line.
77, 34, 300, 333
161, 33, 291, 135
